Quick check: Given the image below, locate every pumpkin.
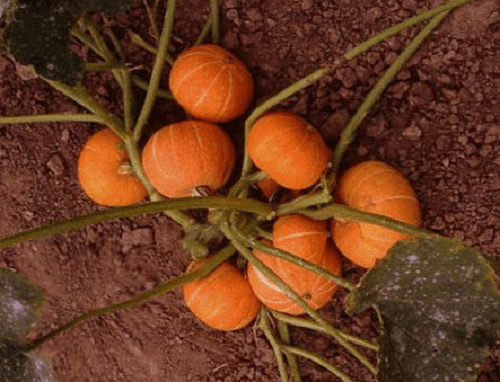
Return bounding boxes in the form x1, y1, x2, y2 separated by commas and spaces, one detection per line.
247, 240, 342, 315
255, 175, 279, 200
142, 120, 236, 197
169, 44, 254, 123
77, 128, 148, 206
331, 160, 421, 268
247, 111, 330, 189
273, 214, 327, 264
183, 260, 261, 331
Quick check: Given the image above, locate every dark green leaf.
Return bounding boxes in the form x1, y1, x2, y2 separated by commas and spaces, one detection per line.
3, 0, 133, 85
0, 338, 56, 382
0, 267, 44, 341
349, 237, 500, 382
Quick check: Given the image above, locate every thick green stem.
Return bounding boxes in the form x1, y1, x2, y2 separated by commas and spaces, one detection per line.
0, 114, 103, 125
272, 311, 379, 351
220, 223, 377, 374
277, 320, 301, 382
0, 197, 273, 249
104, 26, 126, 61
122, 69, 134, 132
129, 31, 158, 54
84, 16, 125, 88
195, 17, 212, 45
133, 0, 177, 142
210, 0, 220, 43
301, 203, 435, 238
258, 308, 289, 382
330, 9, 452, 182
238, 233, 355, 291
25, 244, 235, 351
43, 80, 126, 138
283, 346, 356, 382
240, 0, 478, 178
131, 75, 173, 99
71, 27, 104, 59
276, 191, 332, 216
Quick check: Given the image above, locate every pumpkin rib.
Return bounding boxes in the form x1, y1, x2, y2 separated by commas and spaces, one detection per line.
191, 64, 227, 114
274, 231, 326, 243
343, 167, 397, 206
357, 194, 419, 209
192, 122, 207, 188
276, 128, 309, 173
171, 60, 220, 95
216, 69, 233, 122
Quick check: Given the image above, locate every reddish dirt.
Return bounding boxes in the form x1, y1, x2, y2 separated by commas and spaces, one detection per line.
1, 0, 500, 381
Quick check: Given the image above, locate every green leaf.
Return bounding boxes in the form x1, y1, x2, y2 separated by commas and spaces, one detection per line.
3, 0, 133, 85
0, 267, 44, 341
0, 338, 56, 382
348, 237, 500, 382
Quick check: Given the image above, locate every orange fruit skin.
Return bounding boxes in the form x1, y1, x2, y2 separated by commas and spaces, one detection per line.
273, 214, 327, 264
183, 260, 261, 331
77, 128, 148, 206
331, 160, 421, 268
141, 120, 236, 198
247, 241, 342, 315
256, 175, 279, 200
169, 44, 254, 123
247, 111, 330, 190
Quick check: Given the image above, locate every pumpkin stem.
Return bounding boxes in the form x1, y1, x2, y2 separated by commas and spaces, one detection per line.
117, 161, 134, 176
191, 186, 212, 197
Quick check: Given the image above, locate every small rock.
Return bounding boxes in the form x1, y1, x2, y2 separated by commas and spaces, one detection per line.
121, 228, 153, 251
222, 30, 239, 49
366, 115, 386, 137
61, 129, 70, 143
479, 229, 494, 243
47, 154, 65, 176
402, 125, 422, 140
335, 67, 357, 89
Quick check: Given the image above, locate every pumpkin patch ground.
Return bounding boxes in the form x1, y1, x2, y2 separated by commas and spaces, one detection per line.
1, 1, 500, 381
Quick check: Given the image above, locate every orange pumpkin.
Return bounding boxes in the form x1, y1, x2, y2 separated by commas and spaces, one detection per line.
142, 120, 236, 197
183, 260, 261, 331
331, 160, 421, 268
273, 214, 327, 264
247, 111, 330, 190
169, 44, 254, 123
247, 241, 342, 315
255, 175, 279, 199
77, 128, 148, 206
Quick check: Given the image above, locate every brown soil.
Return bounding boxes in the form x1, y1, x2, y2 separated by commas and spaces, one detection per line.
1, 0, 500, 381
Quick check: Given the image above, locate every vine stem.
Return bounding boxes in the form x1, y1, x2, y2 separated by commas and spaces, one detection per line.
258, 308, 289, 382
133, 0, 177, 142
277, 319, 301, 382
283, 346, 356, 382
219, 222, 377, 375
330, 8, 453, 182
0, 197, 272, 250
210, 0, 220, 43
272, 311, 379, 351
238, 233, 355, 291
43, 79, 126, 139
275, 191, 332, 216
84, 16, 125, 89
0, 114, 103, 125
300, 203, 435, 239
24, 244, 236, 352
240, 0, 478, 177
131, 75, 173, 99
